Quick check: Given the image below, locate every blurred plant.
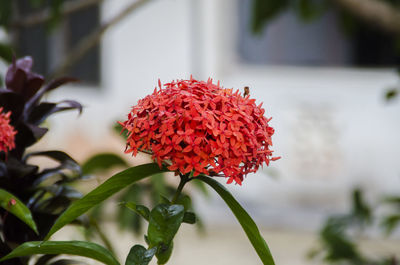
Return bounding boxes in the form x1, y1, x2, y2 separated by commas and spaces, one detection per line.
251, 0, 400, 35
2, 78, 280, 265
251, 0, 400, 67
382, 195, 400, 236
309, 188, 399, 265
310, 54, 400, 265
385, 69, 400, 102
0, 56, 86, 265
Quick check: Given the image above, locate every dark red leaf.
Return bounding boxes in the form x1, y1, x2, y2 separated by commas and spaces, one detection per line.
25, 77, 79, 114
6, 68, 27, 93
28, 100, 82, 125
23, 73, 45, 101
0, 91, 25, 123
15, 56, 33, 72
43, 77, 79, 93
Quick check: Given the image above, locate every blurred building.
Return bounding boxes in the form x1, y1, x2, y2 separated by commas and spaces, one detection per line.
39, 0, 400, 226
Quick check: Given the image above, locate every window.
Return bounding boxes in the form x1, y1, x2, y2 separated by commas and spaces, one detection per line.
237, 0, 399, 67
16, 1, 100, 85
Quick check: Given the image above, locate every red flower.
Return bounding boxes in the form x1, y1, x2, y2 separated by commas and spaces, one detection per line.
120, 78, 279, 185
0, 107, 16, 155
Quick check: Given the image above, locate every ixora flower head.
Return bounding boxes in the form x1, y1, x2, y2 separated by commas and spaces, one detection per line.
120, 78, 279, 184
0, 107, 16, 155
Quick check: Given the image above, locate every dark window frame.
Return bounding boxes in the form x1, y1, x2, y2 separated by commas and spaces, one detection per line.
16, 1, 101, 86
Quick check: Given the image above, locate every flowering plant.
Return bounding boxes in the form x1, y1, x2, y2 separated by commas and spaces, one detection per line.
0, 107, 16, 155
2, 77, 279, 265
120, 78, 279, 184
0, 57, 85, 265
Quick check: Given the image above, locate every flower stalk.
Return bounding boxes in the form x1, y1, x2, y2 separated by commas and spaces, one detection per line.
171, 173, 191, 204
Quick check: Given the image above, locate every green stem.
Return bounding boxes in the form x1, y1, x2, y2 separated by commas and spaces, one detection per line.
90, 218, 116, 256
171, 174, 190, 204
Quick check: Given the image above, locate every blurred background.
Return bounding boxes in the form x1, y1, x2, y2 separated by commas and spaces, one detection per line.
1, 0, 400, 264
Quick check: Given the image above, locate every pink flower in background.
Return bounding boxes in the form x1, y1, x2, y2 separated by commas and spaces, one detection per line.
0, 107, 16, 155
120, 78, 279, 185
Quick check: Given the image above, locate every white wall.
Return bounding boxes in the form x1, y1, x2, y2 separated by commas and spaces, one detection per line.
49, 0, 192, 138
46, 0, 400, 231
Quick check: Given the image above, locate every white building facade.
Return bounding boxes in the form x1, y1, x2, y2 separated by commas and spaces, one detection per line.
38, 0, 400, 231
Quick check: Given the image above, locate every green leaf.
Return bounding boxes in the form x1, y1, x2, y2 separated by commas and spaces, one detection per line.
144, 235, 150, 246
196, 176, 275, 265
155, 241, 173, 265
147, 204, 185, 247
125, 245, 156, 265
381, 214, 400, 234
46, 0, 63, 31
0, 0, 12, 26
251, 0, 290, 34
124, 202, 150, 221
147, 204, 184, 264
350, 188, 371, 225
0, 188, 38, 234
182, 212, 196, 224
175, 194, 191, 211
86, 218, 117, 256
320, 217, 362, 262
0, 241, 120, 265
294, 0, 328, 22
45, 163, 168, 240
117, 184, 144, 234
383, 195, 400, 206
0, 42, 13, 63
82, 153, 129, 175
159, 195, 170, 204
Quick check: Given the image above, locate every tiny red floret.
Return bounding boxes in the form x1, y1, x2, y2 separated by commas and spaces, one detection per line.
0, 107, 16, 155
120, 78, 279, 185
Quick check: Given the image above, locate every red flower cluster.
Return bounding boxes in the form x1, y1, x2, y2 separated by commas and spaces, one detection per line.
120, 78, 279, 184
0, 108, 16, 155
